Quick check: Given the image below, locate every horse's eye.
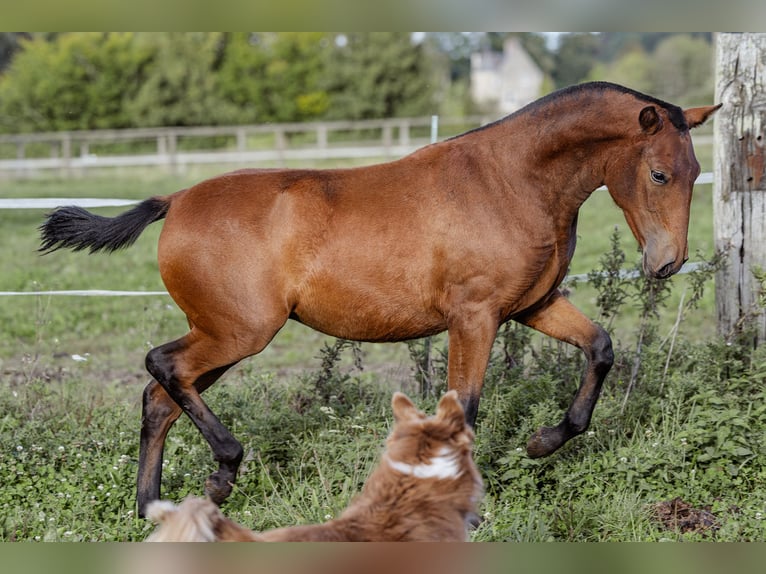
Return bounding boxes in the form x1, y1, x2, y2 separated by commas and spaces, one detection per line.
650, 170, 668, 185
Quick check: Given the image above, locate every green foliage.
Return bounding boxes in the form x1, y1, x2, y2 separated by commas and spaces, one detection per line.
586, 226, 629, 329
587, 33, 714, 107
124, 33, 238, 127
0, 33, 153, 132
753, 266, 766, 310
0, 32, 715, 135
405, 335, 449, 399
686, 250, 727, 310
0, 375, 145, 541
588, 48, 656, 94
311, 338, 366, 407
216, 32, 332, 124
470, 328, 766, 541
652, 35, 715, 105
320, 32, 438, 120
0, 32, 438, 133
583, 227, 723, 410
552, 33, 602, 88
0, 32, 29, 73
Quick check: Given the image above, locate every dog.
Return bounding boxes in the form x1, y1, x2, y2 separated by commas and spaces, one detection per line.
146, 390, 483, 542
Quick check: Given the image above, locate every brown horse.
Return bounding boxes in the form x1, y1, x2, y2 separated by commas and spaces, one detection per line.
39, 82, 719, 516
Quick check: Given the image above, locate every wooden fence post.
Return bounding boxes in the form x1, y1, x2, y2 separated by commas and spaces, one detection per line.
60, 132, 72, 178
714, 33, 766, 344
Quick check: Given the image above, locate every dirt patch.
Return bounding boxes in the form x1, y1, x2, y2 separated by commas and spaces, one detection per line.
650, 497, 719, 535
2, 353, 147, 389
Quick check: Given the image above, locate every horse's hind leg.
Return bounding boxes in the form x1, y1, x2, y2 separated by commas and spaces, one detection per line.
137, 364, 232, 517
143, 331, 253, 509
517, 291, 613, 457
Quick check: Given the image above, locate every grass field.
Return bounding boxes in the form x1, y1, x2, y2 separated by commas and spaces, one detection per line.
4, 140, 766, 542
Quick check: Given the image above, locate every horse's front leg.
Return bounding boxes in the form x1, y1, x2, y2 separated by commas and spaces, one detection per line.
517, 290, 614, 457
446, 308, 501, 427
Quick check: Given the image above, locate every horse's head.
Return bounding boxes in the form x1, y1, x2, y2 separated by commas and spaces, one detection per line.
605, 101, 721, 279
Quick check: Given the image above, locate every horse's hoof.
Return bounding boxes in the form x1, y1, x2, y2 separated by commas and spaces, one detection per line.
204, 473, 233, 506
526, 426, 563, 458
137, 497, 156, 519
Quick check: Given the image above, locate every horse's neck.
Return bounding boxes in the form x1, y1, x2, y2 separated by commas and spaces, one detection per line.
487, 97, 633, 208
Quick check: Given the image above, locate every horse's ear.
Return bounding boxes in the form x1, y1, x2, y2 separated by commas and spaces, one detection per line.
639, 106, 663, 135
684, 103, 722, 129
391, 392, 420, 423
436, 390, 466, 431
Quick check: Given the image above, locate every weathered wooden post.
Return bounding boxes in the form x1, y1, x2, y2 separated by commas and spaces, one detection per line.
714, 33, 766, 345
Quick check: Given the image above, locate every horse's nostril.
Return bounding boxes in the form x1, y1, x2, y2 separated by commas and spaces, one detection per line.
657, 261, 676, 279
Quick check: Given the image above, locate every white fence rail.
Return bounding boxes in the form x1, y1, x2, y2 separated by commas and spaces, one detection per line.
0, 116, 492, 176
0, 263, 713, 298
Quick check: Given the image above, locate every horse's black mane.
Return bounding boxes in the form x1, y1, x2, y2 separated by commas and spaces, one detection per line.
451, 81, 688, 141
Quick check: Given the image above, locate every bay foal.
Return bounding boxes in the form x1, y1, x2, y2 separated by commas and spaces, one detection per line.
40, 82, 720, 515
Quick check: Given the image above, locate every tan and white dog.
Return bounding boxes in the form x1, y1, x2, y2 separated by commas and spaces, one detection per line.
146, 390, 483, 542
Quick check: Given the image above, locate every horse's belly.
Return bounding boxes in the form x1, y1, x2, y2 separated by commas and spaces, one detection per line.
292, 306, 447, 343
291, 287, 446, 343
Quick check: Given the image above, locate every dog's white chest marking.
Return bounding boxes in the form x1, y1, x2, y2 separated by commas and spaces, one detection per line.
387, 447, 462, 480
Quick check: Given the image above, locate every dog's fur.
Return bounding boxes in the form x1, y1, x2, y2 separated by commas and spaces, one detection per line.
146, 390, 483, 542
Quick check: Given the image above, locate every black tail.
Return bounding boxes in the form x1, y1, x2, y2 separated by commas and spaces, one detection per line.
39, 196, 170, 254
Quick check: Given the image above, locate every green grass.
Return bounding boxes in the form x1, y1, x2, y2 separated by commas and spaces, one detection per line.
3, 333, 766, 541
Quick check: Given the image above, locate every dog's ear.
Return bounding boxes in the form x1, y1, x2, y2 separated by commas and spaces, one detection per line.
392, 392, 421, 423
436, 390, 466, 431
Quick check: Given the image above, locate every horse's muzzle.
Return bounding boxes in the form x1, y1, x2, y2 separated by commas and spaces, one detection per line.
646, 255, 686, 280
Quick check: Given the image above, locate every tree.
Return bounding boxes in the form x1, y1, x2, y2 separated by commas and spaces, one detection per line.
0, 33, 153, 132
216, 32, 331, 124
585, 34, 713, 105
424, 32, 482, 82
651, 34, 713, 106
552, 33, 601, 88
124, 33, 239, 127
323, 32, 437, 120
0, 32, 30, 73
587, 47, 655, 94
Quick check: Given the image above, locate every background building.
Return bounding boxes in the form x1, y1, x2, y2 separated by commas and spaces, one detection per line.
470, 36, 545, 114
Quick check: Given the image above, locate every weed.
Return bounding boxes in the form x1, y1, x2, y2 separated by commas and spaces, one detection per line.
586, 225, 630, 330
